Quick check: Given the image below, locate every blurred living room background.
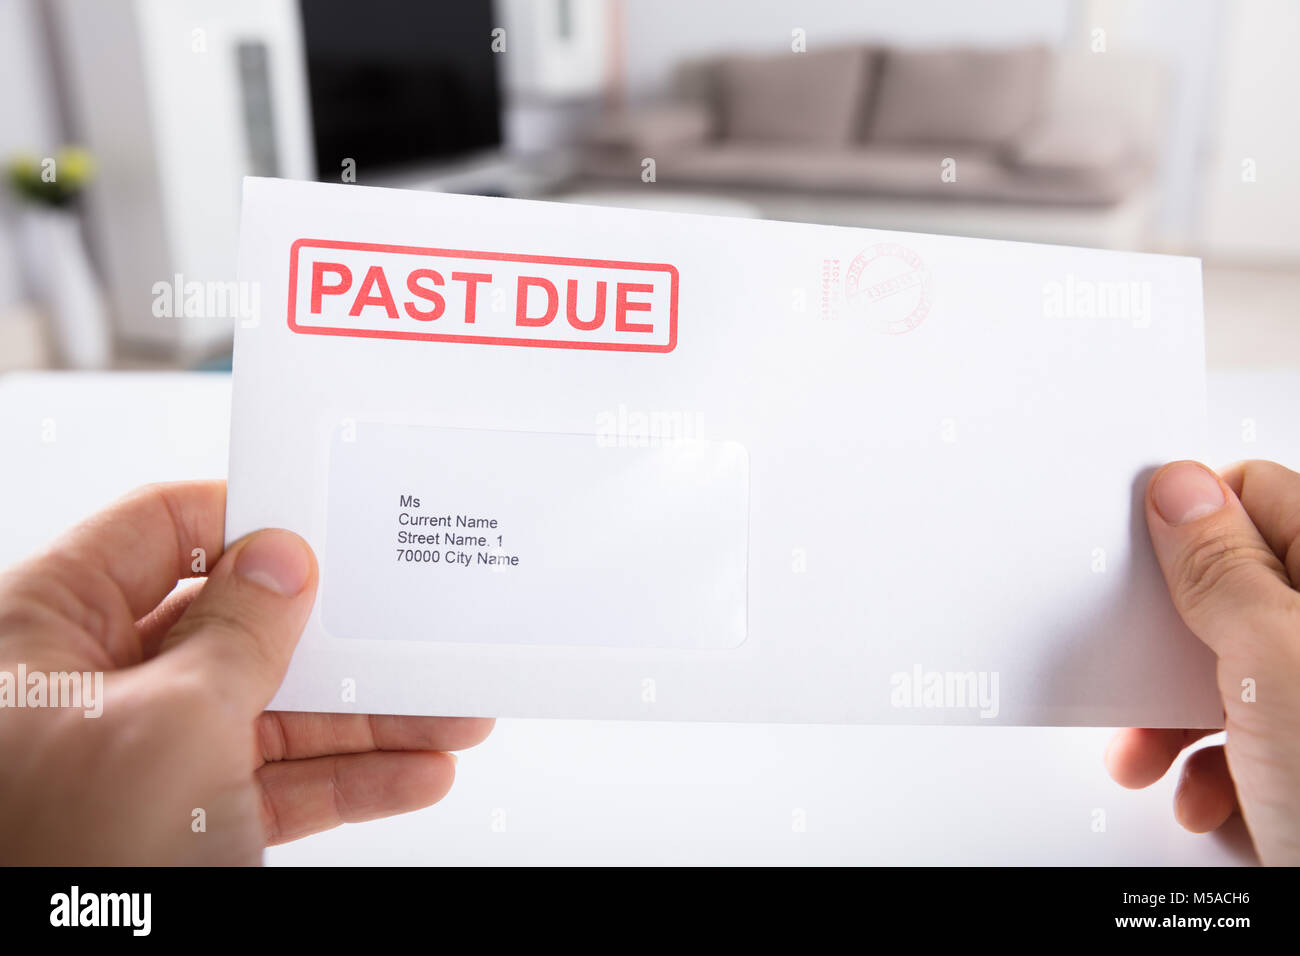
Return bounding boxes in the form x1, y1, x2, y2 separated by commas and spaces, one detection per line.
0, 0, 1296, 373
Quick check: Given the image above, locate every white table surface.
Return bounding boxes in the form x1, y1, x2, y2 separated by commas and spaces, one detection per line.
2, 369, 1294, 865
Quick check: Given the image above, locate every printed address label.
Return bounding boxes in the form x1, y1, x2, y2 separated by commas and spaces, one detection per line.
322, 422, 749, 649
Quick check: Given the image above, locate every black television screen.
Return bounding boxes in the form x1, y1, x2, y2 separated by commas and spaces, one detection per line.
299, 0, 502, 179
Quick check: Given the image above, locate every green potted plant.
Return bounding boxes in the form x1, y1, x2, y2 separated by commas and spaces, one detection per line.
6, 146, 111, 368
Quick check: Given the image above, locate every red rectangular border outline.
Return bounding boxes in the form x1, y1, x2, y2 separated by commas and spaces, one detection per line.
287, 238, 678, 354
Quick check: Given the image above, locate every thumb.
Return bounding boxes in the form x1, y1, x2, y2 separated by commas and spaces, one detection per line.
160, 529, 318, 714
1146, 460, 1294, 659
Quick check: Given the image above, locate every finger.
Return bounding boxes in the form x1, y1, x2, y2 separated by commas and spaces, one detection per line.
1145, 460, 1296, 659
257, 750, 456, 846
160, 529, 317, 715
1173, 744, 1238, 833
0, 481, 226, 668
1105, 727, 1217, 789
134, 580, 204, 660
1219, 460, 1300, 586
256, 711, 494, 762
38, 481, 224, 619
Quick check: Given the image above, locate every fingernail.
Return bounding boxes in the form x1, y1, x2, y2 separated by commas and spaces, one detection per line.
1151, 462, 1226, 526
235, 530, 312, 596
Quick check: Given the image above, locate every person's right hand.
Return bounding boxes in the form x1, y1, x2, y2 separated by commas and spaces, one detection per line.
1106, 459, 1300, 865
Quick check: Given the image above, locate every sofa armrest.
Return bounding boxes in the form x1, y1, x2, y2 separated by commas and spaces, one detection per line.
1004, 52, 1165, 176
586, 103, 713, 155
1003, 112, 1142, 175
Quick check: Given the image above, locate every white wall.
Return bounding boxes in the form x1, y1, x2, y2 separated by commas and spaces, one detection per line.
620, 0, 1073, 101
1080, 0, 1224, 245
1197, 0, 1300, 260
0, 0, 63, 309
0, 0, 60, 156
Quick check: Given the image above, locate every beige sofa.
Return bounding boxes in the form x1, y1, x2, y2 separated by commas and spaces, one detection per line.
577, 45, 1168, 246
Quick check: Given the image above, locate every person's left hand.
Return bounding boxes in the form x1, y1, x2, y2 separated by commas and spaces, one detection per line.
0, 481, 492, 864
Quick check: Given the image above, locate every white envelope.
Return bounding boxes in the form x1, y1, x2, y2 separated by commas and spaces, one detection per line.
230, 177, 1220, 727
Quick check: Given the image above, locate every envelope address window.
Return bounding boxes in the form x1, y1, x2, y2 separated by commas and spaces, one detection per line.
322, 421, 750, 649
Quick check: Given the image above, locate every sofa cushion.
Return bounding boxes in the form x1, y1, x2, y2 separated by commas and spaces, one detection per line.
652, 144, 1139, 205
1004, 111, 1136, 173
662, 144, 1004, 195
587, 103, 713, 154
868, 46, 1049, 147
716, 47, 871, 145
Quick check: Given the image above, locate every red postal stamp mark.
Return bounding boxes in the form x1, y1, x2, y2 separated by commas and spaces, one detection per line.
838, 243, 930, 334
